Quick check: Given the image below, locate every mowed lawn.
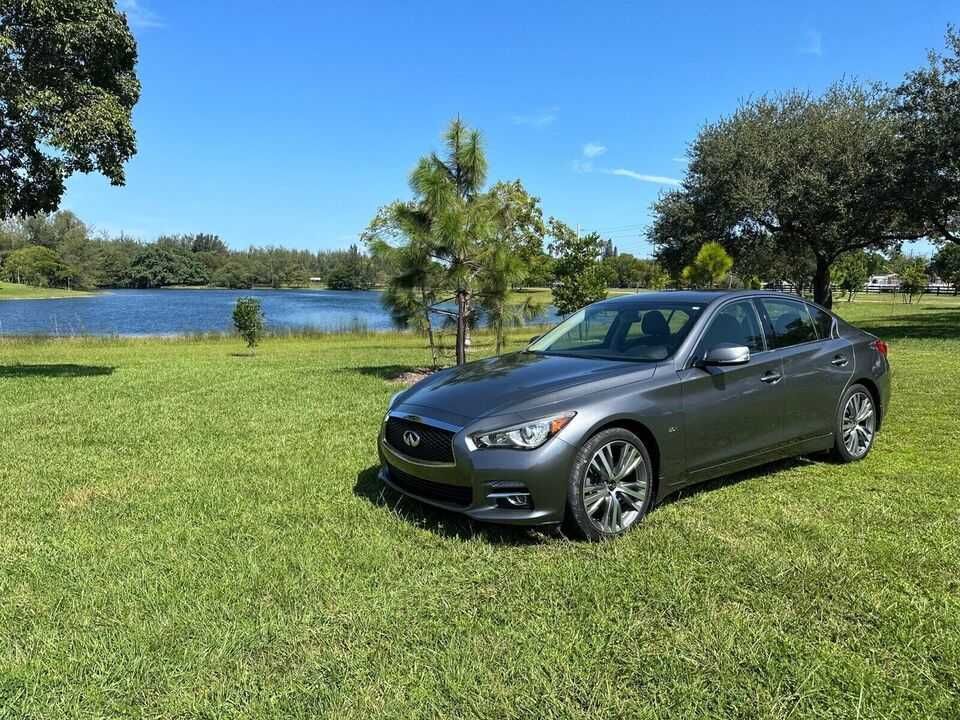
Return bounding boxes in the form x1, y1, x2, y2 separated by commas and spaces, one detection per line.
0, 282, 94, 301
1, 299, 958, 718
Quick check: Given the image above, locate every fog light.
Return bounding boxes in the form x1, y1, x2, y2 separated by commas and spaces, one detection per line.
490, 491, 533, 510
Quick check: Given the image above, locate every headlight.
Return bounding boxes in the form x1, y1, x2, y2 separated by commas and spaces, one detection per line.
470, 412, 576, 450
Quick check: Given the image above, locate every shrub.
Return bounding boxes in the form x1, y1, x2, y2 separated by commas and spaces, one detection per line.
232, 297, 265, 352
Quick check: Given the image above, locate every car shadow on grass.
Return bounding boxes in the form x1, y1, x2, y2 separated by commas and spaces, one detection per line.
0, 363, 114, 378
353, 465, 559, 545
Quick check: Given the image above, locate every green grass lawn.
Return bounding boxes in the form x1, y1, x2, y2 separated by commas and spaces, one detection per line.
1, 301, 958, 718
0, 281, 94, 301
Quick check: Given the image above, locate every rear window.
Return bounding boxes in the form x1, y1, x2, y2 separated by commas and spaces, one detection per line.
760, 298, 818, 348
808, 305, 835, 339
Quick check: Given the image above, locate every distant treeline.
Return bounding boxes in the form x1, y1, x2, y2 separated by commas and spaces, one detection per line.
0, 210, 678, 294
0, 212, 393, 290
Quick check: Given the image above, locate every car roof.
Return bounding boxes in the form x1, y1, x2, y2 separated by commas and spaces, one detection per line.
593, 289, 741, 307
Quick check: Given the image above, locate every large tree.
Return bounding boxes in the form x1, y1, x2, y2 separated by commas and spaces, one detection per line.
0, 1, 141, 218
650, 83, 922, 307
896, 27, 960, 246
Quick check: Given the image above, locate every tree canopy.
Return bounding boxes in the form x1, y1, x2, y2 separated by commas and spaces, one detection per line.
649, 83, 923, 307
895, 27, 960, 246
0, 0, 141, 218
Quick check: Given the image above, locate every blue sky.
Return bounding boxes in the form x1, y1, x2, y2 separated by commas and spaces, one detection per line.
63, 0, 956, 256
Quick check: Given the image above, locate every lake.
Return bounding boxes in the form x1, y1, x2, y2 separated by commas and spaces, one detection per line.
0, 288, 560, 336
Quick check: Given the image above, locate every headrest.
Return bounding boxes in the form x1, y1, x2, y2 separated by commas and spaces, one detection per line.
710, 315, 743, 343
641, 311, 670, 337
774, 312, 800, 335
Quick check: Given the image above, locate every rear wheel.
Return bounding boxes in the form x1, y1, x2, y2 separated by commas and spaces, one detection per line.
564, 428, 653, 541
832, 383, 877, 462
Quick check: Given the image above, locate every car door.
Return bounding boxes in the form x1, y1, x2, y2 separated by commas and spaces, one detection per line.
755, 297, 853, 442
679, 299, 785, 475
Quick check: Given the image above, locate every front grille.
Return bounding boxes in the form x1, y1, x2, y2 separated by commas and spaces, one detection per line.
386, 464, 472, 507
384, 417, 455, 463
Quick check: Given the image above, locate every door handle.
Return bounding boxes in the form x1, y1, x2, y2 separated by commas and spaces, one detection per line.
831, 355, 849, 367
761, 371, 782, 384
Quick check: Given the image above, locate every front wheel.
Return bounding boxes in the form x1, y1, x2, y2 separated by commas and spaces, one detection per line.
563, 428, 654, 541
832, 383, 877, 462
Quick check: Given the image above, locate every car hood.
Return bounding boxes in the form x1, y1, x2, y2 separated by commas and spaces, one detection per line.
395, 352, 657, 420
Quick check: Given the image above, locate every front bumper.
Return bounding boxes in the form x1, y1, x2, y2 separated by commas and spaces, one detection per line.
378, 411, 577, 526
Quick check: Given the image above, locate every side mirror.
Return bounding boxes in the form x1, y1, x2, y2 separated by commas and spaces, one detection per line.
701, 344, 750, 366
528, 335, 541, 344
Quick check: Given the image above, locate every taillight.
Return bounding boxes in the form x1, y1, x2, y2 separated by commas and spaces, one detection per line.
871, 339, 888, 357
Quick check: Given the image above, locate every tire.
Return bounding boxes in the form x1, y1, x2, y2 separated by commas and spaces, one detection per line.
563, 427, 654, 541
831, 383, 878, 463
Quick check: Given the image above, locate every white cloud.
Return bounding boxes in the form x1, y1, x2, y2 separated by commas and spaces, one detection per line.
118, 0, 164, 30
582, 143, 607, 159
671, 156, 687, 164
606, 169, 681, 186
799, 29, 823, 56
512, 107, 558, 128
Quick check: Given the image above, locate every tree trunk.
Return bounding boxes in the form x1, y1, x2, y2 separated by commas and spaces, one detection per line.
425, 310, 439, 369
813, 255, 833, 309
455, 289, 468, 365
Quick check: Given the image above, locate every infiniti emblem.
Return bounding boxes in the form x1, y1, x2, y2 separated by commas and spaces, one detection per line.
402, 430, 421, 448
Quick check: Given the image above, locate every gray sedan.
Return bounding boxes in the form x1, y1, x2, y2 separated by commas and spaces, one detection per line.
378, 290, 891, 540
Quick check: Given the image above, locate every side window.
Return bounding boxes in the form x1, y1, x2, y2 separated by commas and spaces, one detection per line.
699, 301, 764, 354
760, 299, 818, 348
808, 305, 835, 339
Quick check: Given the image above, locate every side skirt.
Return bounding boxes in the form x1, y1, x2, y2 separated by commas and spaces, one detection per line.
664, 434, 835, 493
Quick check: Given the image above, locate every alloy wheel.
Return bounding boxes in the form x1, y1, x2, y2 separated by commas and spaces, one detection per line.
842, 391, 875, 458
581, 440, 649, 534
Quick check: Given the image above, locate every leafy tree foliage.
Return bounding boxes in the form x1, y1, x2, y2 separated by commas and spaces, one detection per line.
1, 245, 67, 286
0, 211, 392, 291
0, 0, 140, 218
602, 253, 670, 290
210, 257, 256, 289
832, 251, 871, 301
325, 245, 376, 290
897, 258, 928, 304
548, 219, 609, 316
931, 243, 960, 294
128, 245, 209, 288
682, 242, 733, 288
487, 180, 546, 285
232, 297, 265, 352
650, 83, 922, 307
895, 27, 960, 245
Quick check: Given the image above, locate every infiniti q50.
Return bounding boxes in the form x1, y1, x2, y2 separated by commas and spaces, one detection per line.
378, 291, 891, 540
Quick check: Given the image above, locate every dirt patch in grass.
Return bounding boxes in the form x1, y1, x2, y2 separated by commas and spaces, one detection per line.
59, 485, 116, 512
391, 368, 436, 385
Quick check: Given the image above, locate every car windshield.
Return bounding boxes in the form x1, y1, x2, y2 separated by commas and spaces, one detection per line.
528, 302, 705, 362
